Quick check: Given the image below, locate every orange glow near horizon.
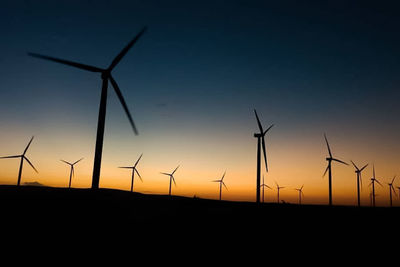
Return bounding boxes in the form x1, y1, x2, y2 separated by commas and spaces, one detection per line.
1, 125, 399, 207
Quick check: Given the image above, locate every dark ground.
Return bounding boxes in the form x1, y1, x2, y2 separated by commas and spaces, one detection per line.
0, 185, 397, 254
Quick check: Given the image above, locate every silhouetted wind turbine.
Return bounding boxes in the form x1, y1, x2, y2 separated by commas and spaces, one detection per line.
119, 154, 143, 192
295, 185, 304, 205
323, 134, 348, 206
212, 171, 227, 201
350, 160, 368, 207
28, 27, 147, 190
387, 175, 397, 207
369, 165, 382, 207
161, 165, 179, 196
260, 175, 272, 203
61, 158, 84, 188
254, 109, 274, 203
275, 181, 285, 204
0, 136, 38, 186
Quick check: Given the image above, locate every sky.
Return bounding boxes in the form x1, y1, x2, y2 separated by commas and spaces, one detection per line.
0, 0, 400, 206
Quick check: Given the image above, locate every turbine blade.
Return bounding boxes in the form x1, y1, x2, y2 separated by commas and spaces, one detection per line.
373, 165, 376, 179
23, 136, 34, 155
0, 155, 21, 159
222, 182, 228, 190
108, 26, 147, 71
73, 158, 84, 165
221, 171, 226, 181
172, 165, 180, 175
254, 109, 264, 133
350, 160, 359, 170
135, 168, 143, 181
360, 164, 369, 172
212, 180, 221, 183
119, 166, 133, 169
160, 172, 170, 176
24, 156, 38, 173
391, 175, 396, 184
263, 124, 274, 135
28, 53, 103, 72
261, 135, 268, 172
60, 159, 72, 165
332, 158, 349, 165
109, 75, 138, 135
324, 133, 332, 158
323, 165, 329, 177
375, 179, 383, 187
172, 176, 176, 186
392, 185, 398, 197
134, 153, 143, 167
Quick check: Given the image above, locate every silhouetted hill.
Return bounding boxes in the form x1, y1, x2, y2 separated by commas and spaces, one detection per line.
0, 185, 397, 245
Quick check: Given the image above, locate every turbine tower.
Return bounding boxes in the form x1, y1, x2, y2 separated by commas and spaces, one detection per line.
161, 165, 179, 196
350, 160, 368, 207
212, 171, 228, 201
260, 175, 272, 203
369, 165, 382, 207
60, 158, 84, 188
28, 27, 147, 189
119, 154, 143, 192
0, 136, 38, 186
387, 175, 397, 207
295, 185, 304, 205
253, 109, 273, 203
275, 181, 285, 204
323, 134, 348, 206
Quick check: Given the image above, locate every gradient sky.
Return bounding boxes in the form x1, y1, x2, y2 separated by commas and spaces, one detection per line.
1, 0, 400, 206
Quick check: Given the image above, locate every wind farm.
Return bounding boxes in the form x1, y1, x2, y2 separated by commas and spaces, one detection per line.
1, 1, 400, 240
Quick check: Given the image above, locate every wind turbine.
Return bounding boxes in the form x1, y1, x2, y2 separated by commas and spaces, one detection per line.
161, 165, 179, 196
350, 160, 368, 207
0, 136, 38, 186
295, 185, 304, 205
119, 154, 143, 192
212, 171, 227, 201
254, 109, 274, 203
260, 175, 272, 203
60, 158, 84, 188
323, 134, 348, 206
387, 175, 397, 207
275, 181, 285, 204
28, 27, 147, 190
369, 165, 382, 207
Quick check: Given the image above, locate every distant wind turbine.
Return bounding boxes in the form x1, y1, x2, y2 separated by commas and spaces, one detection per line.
254, 109, 274, 203
260, 175, 272, 203
119, 154, 143, 192
212, 171, 227, 201
369, 165, 382, 207
28, 27, 147, 190
350, 160, 368, 207
61, 158, 84, 188
0, 136, 38, 186
275, 181, 285, 204
295, 185, 304, 205
387, 175, 397, 207
161, 165, 179, 196
323, 134, 348, 206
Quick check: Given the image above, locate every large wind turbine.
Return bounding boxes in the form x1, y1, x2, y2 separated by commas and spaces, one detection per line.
119, 154, 143, 192
61, 158, 84, 188
0, 136, 38, 186
295, 185, 304, 205
254, 109, 274, 203
387, 175, 397, 207
350, 160, 368, 207
369, 165, 382, 207
323, 134, 348, 206
260, 175, 272, 203
28, 27, 147, 189
212, 171, 227, 201
161, 165, 179, 196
